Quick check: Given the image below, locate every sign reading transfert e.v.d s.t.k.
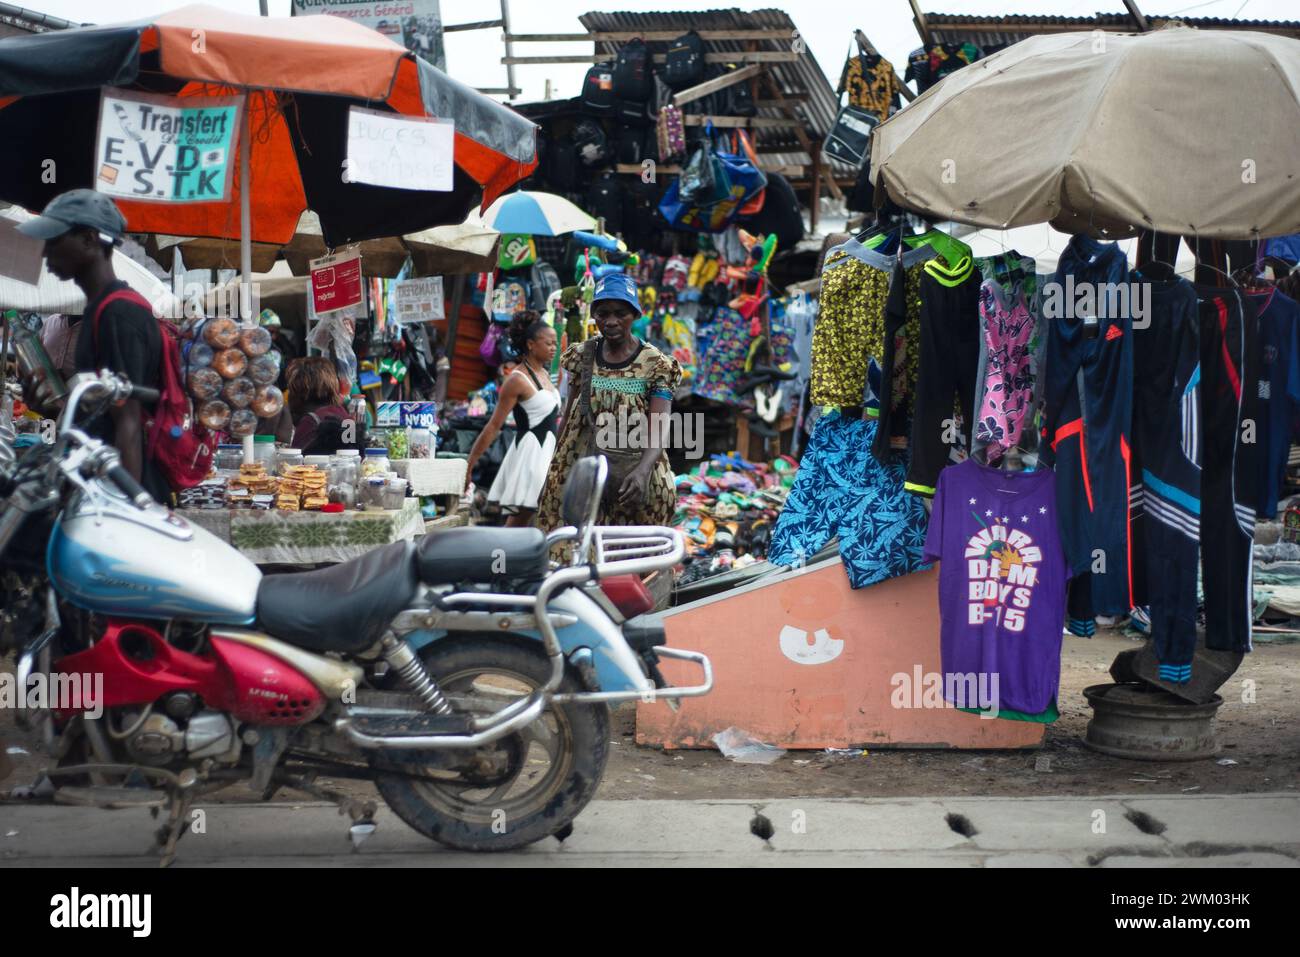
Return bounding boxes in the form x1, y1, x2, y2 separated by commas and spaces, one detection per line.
94, 88, 244, 204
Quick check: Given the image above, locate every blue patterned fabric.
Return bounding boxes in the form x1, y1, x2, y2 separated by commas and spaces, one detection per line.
769, 411, 931, 588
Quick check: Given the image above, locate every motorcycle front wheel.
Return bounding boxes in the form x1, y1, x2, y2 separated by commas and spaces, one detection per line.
370, 635, 609, 852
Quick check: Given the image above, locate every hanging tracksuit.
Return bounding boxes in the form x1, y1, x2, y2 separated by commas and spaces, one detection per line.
1040, 235, 1134, 619
905, 255, 982, 495
1130, 273, 1202, 681
1197, 286, 1259, 659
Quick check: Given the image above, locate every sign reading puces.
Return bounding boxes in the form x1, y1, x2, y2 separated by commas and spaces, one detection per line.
345, 106, 454, 192
95, 88, 243, 203
393, 276, 445, 323
310, 246, 364, 315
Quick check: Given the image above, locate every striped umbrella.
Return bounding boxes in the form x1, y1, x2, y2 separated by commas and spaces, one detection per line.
470, 191, 597, 237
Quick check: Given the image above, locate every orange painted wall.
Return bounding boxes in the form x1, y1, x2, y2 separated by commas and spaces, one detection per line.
638, 561, 1045, 750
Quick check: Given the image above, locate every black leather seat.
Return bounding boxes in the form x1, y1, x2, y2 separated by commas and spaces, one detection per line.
416, 527, 549, 584
256, 540, 418, 653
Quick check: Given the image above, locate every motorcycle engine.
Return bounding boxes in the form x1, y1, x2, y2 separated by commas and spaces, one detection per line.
123, 710, 238, 766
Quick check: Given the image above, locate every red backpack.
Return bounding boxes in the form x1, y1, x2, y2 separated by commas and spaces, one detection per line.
92, 289, 215, 491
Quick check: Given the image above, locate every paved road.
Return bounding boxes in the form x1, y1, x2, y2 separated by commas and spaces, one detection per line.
2, 793, 1297, 867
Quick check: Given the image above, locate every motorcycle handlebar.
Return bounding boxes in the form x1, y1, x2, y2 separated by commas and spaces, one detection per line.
128, 384, 160, 405
106, 464, 154, 509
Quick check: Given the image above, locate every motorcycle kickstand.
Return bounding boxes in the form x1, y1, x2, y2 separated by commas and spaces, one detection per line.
273, 769, 379, 853
154, 787, 194, 868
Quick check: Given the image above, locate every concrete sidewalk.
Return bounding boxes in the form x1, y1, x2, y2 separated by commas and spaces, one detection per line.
1, 794, 1297, 867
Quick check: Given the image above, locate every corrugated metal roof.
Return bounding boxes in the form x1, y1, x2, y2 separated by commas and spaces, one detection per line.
922, 11, 1300, 47
578, 8, 841, 174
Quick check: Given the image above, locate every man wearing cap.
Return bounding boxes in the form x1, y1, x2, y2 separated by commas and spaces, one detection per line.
19, 189, 167, 502
533, 272, 682, 539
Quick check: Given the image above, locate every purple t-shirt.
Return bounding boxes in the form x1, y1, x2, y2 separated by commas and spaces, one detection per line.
923, 459, 1072, 714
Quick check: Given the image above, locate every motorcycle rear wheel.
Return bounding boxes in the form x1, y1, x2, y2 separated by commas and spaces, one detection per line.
370, 635, 609, 852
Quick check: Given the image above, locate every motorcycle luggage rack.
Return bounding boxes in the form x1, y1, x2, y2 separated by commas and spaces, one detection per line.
338, 528, 699, 751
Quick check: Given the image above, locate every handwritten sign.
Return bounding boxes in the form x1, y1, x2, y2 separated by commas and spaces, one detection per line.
393, 276, 445, 323
95, 88, 243, 203
345, 106, 453, 192
310, 246, 364, 315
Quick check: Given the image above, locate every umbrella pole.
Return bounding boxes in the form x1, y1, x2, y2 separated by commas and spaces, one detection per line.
240, 94, 255, 466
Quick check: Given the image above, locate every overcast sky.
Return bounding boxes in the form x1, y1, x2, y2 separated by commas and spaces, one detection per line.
22, 0, 1299, 102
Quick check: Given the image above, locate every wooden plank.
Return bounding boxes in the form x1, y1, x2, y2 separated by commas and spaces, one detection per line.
445, 19, 504, 33
502, 51, 800, 66
672, 63, 763, 107
682, 115, 802, 129
506, 30, 795, 42
755, 94, 808, 107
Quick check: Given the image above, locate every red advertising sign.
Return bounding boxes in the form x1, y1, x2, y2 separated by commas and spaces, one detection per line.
309, 246, 363, 315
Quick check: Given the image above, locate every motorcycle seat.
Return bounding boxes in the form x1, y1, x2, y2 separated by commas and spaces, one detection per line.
256, 540, 419, 653
416, 527, 549, 584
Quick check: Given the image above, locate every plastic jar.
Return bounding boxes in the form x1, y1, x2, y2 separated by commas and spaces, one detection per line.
361, 448, 390, 478
407, 428, 433, 459
383, 476, 408, 510
362, 477, 388, 508
215, 444, 243, 473
275, 448, 303, 476
304, 455, 331, 471
252, 434, 276, 468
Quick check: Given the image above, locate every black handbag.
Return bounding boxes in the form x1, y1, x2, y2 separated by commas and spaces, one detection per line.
824, 101, 878, 169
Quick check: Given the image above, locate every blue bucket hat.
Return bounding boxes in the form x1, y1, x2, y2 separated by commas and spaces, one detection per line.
592, 272, 642, 316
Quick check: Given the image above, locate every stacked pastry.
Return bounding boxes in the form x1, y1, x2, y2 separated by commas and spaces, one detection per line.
278, 466, 330, 511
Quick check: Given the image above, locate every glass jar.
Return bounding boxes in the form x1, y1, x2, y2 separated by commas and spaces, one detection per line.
383, 476, 408, 510
215, 444, 243, 473
362, 477, 388, 508
361, 448, 390, 478
275, 448, 303, 476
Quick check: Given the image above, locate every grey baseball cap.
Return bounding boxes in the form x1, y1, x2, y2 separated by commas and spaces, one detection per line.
17, 189, 127, 243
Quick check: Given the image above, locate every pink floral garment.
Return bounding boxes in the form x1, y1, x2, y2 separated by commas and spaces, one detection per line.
975, 280, 1036, 460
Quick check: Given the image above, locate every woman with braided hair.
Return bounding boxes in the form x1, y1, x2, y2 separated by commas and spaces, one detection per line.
465, 311, 559, 526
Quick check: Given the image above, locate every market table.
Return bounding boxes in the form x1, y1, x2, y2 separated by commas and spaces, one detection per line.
180, 499, 425, 566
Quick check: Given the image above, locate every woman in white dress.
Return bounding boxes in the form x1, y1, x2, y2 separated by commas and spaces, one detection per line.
465, 311, 560, 526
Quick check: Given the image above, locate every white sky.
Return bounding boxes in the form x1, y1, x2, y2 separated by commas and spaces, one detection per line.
20, 0, 1300, 103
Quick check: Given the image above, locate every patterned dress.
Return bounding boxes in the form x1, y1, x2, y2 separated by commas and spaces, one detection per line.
534, 339, 683, 534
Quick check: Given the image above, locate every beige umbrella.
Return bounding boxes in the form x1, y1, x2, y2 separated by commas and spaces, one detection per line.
871, 27, 1300, 240
143, 211, 501, 278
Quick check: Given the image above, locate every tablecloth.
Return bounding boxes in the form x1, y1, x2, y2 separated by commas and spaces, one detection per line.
180, 499, 424, 565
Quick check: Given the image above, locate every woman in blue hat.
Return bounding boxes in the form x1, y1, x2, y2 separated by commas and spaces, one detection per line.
534, 272, 682, 535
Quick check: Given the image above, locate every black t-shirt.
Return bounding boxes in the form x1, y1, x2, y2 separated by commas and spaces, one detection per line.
73, 280, 169, 502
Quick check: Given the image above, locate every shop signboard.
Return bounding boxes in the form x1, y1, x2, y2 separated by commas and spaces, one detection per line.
310, 246, 364, 315
291, 0, 445, 70
94, 88, 243, 203
345, 106, 454, 192
393, 276, 445, 323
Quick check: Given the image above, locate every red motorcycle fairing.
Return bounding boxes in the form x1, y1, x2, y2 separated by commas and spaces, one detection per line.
54, 621, 326, 725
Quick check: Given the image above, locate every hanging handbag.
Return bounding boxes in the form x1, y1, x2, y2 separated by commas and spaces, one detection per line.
730, 129, 767, 216
656, 103, 687, 163
824, 97, 878, 168
579, 338, 648, 509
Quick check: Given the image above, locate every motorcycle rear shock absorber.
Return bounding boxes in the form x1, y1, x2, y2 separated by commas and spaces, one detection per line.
381, 636, 453, 715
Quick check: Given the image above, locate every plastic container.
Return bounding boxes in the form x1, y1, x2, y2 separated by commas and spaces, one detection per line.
385, 428, 409, 460
408, 428, 433, 460
275, 448, 303, 475
304, 455, 331, 470
252, 434, 276, 468
382, 476, 408, 510
215, 444, 243, 473
361, 448, 390, 478
362, 477, 388, 508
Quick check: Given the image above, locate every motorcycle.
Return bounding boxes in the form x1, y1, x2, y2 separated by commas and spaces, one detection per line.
0, 371, 712, 861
